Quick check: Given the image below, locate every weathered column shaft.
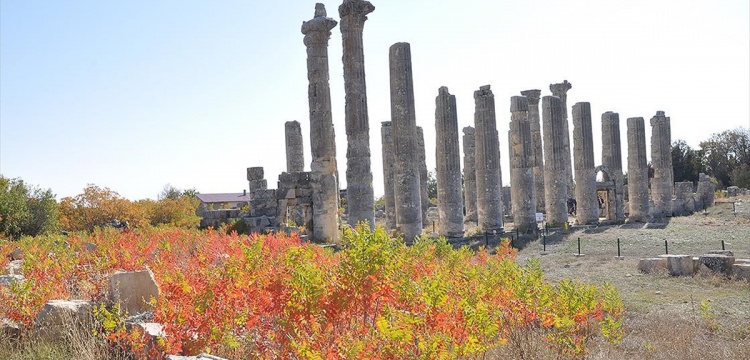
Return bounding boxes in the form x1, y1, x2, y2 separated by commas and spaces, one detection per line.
416, 127, 430, 227
389, 42, 422, 242
601, 111, 625, 222
339, 0, 375, 229
650, 111, 673, 218
302, 4, 339, 242
284, 121, 305, 173
474, 85, 503, 232
572, 102, 598, 225
462, 127, 478, 223
550, 81, 574, 200
521, 89, 545, 213
542, 96, 569, 225
435, 87, 464, 237
380, 121, 396, 230
509, 96, 536, 231
627, 117, 649, 222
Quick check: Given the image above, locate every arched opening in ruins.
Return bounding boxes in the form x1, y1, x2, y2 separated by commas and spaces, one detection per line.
595, 165, 618, 221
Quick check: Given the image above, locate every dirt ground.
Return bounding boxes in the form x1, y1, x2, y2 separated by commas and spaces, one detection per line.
509, 197, 750, 359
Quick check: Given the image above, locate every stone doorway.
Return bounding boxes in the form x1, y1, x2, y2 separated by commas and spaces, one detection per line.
595, 165, 618, 221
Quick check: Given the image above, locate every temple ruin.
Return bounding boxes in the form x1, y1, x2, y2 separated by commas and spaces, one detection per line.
219, 1, 719, 243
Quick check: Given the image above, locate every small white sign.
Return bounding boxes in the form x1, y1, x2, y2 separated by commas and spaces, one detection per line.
535, 213, 544, 222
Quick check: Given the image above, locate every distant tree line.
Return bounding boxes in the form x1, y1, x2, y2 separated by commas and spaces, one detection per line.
0, 177, 200, 239
672, 127, 750, 188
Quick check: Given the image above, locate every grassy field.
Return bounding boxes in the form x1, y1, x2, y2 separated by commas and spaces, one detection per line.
504, 199, 750, 359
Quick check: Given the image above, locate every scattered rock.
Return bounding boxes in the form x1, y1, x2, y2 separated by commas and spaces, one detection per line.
109, 269, 160, 315
637, 258, 667, 274
4, 260, 23, 275
7, 248, 23, 261
34, 300, 93, 340
732, 264, 750, 281
1, 318, 20, 340
167, 354, 228, 360
664, 255, 695, 277
0, 274, 25, 288
625, 273, 632, 277
699, 254, 736, 276
655, 291, 662, 295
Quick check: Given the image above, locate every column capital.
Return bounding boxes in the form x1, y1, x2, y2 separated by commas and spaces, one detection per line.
520, 89, 541, 105
302, 4, 338, 45
549, 80, 572, 98
339, 0, 375, 20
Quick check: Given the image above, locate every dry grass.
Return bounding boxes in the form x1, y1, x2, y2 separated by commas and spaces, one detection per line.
499, 198, 750, 359
0, 310, 132, 360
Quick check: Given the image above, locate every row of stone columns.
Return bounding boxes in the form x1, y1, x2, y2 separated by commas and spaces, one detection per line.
295, 2, 678, 244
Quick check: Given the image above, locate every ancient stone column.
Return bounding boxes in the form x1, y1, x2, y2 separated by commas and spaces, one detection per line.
572, 102, 598, 225
542, 96, 569, 225
380, 121, 396, 230
601, 111, 625, 222
462, 126, 478, 223
474, 85, 504, 232
521, 89, 545, 213
284, 121, 305, 173
389, 42, 422, 243
549, 81, 574, 199
339, 0, 375, 229
416, 126, 430, 227
509, 96, 536, 232
302, 4, 339, 242
627, 117, 650, 222
650, 111, 674, 218
435, 87, 464, 237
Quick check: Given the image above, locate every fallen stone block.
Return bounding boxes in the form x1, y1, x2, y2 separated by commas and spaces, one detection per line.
699, 254, 736, 276
34, 300, 93, 340
0, 274, 25, 288
7, 248, 23, 261
109, 269, 160, 315
732, 264, 750, 281
167, 354, 228, 360
705, 250, 734, 257
664, 255, 695, 276
638, 258, 667, 274
4, 260, 23, 275
1, 318, 20, 340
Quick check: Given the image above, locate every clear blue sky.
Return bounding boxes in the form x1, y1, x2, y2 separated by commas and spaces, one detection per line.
2, 0, 749, 200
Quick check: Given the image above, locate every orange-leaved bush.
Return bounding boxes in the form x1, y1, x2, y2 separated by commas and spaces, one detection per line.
0, 225, 624, 359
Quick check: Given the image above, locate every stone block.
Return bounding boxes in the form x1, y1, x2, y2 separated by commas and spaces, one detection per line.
664, 255, 695, 276
247, 167, 264, 181
167, 354, 228, 360
706, 250, 734, 257
248, 179, 267, 191
5, 260, 23, 275
34, 300, 93, 340
699, 254, 735, 276
0, 274, 25, 288
250, 189, 276, 201
295, 187, 313, 198
7, 248, 23, 261
638, 258, 667, 274
109, 270, 160, 315
277, 188, 296, 199
1, 319, 20, 340
732, 264, 750, 281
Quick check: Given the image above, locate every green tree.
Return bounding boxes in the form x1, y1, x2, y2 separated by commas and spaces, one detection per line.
0, 175, 58, 238
671, 140, 704, 183
427, 170, 437, 200
699, 128, 750, 188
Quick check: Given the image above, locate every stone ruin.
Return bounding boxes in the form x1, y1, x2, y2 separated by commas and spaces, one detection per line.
231, 1, 726, 245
